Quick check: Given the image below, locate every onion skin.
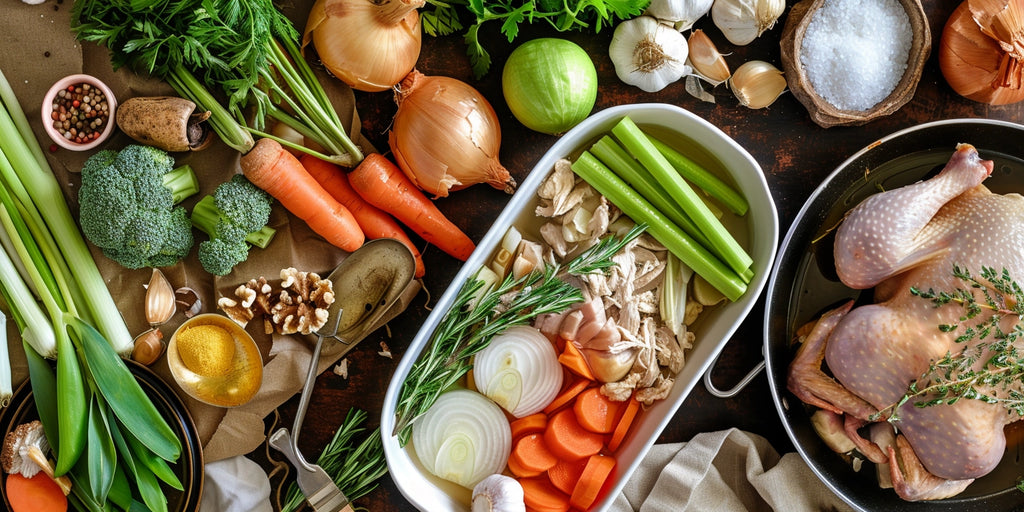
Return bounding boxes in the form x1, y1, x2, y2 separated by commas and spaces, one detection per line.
940, 0, 1024, 105
390, 70, 516, 198
303, 0, 423, 92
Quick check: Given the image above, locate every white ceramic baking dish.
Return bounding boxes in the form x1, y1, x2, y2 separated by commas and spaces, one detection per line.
381, 103, 779, 511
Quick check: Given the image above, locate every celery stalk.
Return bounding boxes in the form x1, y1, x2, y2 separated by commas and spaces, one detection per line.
611, 116, 753, 277
572, 151, 747, 301
647, 134, 749, 216
590, 136, 715, 253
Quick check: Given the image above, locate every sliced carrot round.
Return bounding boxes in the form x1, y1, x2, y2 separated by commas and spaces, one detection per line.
544, 408, 604, 461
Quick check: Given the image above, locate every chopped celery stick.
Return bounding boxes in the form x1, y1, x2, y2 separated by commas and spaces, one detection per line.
647, 134, 749, 216
612, 116, 752, 277
572, 151, 746, 301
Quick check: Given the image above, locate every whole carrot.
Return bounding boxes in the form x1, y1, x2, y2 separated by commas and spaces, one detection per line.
348, 153, 475, 261
240, 138, 364, 252
300, 154, 426, 278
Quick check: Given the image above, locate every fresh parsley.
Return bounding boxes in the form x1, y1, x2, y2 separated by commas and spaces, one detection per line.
420, 0, 650, 77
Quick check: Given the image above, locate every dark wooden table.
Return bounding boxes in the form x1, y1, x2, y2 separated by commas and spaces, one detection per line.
267, 0, 1024, 509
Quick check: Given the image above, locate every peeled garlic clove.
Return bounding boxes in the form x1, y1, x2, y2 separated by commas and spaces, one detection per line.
712, 0, 785, 46
145, 268, 176, 326
729, 60, 787, 109
688, 29, 731, 85
132, 328, 165, 366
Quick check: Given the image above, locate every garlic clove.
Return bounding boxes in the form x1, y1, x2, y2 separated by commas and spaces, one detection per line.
687, 29, 731, 85
145, 268, 176, 326
729, 60, 787, 109
132, 328, 166, 366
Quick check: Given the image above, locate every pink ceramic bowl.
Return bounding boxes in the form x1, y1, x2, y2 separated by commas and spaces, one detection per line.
41, 74, 117, 151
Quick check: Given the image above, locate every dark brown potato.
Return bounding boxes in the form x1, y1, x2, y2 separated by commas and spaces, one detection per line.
115, 96, 213, 151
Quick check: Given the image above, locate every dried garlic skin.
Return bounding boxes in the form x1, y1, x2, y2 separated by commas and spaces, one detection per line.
609, 16, 691, 93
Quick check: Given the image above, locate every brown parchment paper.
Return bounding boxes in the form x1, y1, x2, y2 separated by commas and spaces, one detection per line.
0, 0, 419, 463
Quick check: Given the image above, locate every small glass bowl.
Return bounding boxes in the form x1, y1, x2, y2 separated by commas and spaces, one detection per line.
41, 74, 117, 151
167, 313, 264, 408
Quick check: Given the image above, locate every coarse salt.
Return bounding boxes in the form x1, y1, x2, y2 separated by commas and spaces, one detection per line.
800, 0, 912, 111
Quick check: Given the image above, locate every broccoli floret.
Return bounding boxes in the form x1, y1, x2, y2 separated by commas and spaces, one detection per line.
190, 174, 275, 276
78, 144, 200, 269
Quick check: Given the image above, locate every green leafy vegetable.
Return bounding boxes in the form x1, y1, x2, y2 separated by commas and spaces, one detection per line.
420, 0, 649, 77
78, 145, 199, 270
72, 0, 364, 165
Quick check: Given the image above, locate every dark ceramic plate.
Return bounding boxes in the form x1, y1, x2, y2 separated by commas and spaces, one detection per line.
764, 119, 1024, 511
0, 360, 204, 511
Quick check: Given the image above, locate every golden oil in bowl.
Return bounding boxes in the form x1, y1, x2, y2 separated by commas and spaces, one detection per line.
167, 313, 263, 407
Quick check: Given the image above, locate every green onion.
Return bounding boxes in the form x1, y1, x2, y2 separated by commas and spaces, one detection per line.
647, 134, 749, 216
611, 116, 753, 277
572, 151, 747, 301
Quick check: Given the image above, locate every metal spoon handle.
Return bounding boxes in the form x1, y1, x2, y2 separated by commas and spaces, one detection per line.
291, 333, 326, 472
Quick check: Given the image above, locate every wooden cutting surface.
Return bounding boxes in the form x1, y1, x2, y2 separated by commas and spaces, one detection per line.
263, 0, 1024, 509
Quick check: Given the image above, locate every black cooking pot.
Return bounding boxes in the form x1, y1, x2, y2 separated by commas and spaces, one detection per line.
762, 119, 1024, 511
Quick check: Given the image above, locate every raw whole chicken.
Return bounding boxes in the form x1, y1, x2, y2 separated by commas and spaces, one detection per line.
787, 144, 1024, 501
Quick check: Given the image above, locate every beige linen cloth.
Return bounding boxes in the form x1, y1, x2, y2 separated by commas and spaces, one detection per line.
612, 428, 856, 512
0, 0, 419, 465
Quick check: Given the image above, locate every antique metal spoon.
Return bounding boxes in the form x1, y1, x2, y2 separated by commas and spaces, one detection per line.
269, 239, 415, 512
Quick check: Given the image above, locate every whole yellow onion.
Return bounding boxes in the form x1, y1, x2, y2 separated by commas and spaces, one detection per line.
939, 0, 1024, 105
303, 0, 423, 93
389, 70, 516, 198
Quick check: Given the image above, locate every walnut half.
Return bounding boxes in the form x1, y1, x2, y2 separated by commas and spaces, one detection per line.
217, 268, 335, 335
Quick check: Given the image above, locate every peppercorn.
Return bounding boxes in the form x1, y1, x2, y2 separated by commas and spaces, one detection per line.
50, 82, 108, 144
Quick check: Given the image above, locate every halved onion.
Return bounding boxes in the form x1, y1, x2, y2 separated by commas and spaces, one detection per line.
473, 325, 562, 418
412, 389, 512, 489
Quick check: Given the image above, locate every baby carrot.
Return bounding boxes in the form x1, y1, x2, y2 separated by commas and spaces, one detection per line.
240, 138, 364, 252
300, 154, 426, 277
348, 153, 475, 261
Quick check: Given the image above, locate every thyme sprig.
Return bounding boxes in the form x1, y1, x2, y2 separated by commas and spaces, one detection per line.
393, 224, 646, 444
871, 265, 1024, 422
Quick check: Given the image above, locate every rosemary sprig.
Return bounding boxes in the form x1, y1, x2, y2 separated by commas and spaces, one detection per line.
280, 409, 388, 512
392, 224, 646, 444
871, 265, 1024, 422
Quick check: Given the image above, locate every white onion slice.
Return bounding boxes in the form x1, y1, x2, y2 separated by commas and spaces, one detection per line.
412, 389, 512, 489
473, 325, 562, 417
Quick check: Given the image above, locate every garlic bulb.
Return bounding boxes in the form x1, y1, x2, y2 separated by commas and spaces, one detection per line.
609, 16, 692, 93
711, 0, 785, 45
646, 0, 714, 31
472, 474, 525, 512
729, 60, 787, 108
